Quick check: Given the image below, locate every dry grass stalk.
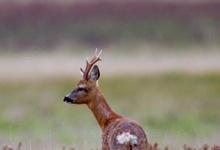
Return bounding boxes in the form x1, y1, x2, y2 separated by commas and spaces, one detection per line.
1, 142, 220, 150
2, 145, 13, 150
182, 144, 220, 150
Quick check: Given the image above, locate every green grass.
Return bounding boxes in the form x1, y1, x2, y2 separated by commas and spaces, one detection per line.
0, 73, 220, 147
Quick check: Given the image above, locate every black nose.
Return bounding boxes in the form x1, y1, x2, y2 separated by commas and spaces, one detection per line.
63, 96, 74, 104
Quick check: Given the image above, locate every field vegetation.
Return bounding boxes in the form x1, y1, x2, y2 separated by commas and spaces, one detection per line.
1, 1, 220, 51
0, 73, 220, 149
0, 1, 220, 149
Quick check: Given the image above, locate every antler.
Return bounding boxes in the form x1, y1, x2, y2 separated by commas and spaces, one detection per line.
80, 49, 102, 80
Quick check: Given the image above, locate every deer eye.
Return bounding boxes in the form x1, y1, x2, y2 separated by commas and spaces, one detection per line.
77, 87, 88, 92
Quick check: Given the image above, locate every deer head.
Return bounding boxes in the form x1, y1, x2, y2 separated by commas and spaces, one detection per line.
63, 49, 102, 104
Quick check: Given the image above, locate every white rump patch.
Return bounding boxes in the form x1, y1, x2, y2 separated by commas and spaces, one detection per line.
116, 132, 138, 145
78, 84, 86, 88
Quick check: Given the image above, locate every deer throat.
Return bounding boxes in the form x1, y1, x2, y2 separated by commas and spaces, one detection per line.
87, 94, 121, 131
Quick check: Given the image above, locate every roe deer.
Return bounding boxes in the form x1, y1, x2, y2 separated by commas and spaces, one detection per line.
63, 49, 148, 150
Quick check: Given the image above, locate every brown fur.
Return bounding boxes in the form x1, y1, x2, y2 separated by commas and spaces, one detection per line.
64, 50, 149, 149
68, 79, 149, 149
87, 86, 149, 149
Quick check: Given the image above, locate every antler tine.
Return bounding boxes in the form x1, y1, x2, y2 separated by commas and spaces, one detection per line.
88, 49, 102, 63
95, 48, 98, 55
82, 49, 102, 80
80, 67, 85, 73
96, 49, 102, 58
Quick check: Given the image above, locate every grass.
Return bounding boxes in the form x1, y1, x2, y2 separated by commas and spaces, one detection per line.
2, 142, 220, 150
0, 73, 220, 148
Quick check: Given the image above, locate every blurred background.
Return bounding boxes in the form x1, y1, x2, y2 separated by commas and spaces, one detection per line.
0, 0, 220, 149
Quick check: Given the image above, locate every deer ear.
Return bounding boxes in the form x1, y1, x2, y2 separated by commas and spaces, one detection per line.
90, 65, 100, 81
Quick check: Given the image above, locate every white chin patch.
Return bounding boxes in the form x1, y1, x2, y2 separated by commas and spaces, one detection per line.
64, 101, 69, 105
116, 132, 138, 145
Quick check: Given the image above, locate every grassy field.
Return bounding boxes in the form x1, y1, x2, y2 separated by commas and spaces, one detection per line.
0, 73, 220, 149
1, 1, 220, 149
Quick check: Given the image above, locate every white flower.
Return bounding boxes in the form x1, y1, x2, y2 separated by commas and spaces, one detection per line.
116, 132, 138, 145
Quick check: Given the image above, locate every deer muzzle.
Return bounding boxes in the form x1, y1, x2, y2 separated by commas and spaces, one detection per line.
63, 96, 74, 104
63, 90, 77, 104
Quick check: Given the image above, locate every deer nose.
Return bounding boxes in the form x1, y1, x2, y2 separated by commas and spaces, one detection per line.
64, 96, 74, 104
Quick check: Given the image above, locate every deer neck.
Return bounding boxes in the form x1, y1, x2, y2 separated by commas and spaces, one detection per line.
87, 89, 121, 131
